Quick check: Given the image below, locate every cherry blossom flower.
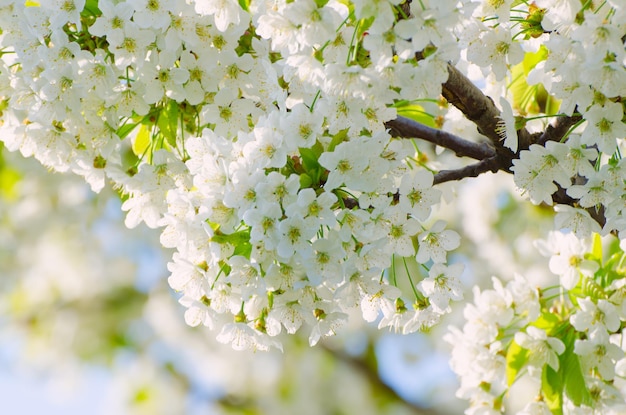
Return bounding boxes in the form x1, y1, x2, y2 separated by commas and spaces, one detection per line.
194, 0, 249, 32
554, 205, 602, 238
318, 140, 371, 192
417, 263, 464, 314
44, 0, 85, 28
3, 2, 626, 403
276, 214, 317, 259
570, 297, 621, 334
574, 327, 624, 381
496, 96, 518, 152
416, 221, 461, 264
467, 25, 524, 81
515, 326, 565, 377
397, 170, 441, 220
308, 310, 347, 346
128, 0, 173, 31
535, 231, 599, 290
512, 143, 571, 206
581, 102, 626, 155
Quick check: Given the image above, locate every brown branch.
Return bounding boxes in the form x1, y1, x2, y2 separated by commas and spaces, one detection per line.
441, 64, 503, 145
340, 159, 500, 207
441, 64, 534, 152
386, 116, 495, 160
536, 114, 583, 146
367, 63, 605, 228
433, 157, 500, 185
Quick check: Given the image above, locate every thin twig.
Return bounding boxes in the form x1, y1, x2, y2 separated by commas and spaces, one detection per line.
433, 157, 500, 185
386, 116, 495, 160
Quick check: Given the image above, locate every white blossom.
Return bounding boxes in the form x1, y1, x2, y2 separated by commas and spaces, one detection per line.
515, 326, 565, 377
416, 221, 461, 264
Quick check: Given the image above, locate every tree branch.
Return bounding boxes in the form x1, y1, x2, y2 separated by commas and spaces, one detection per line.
441, 64, 503, 145
386, 116, 495, 160
433, 157, 500, 185
382, 64, 603, 227
536, 114, 583, 146
441, 64, 534, 152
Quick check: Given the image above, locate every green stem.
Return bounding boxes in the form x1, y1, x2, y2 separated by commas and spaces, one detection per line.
403, 257, 422, 300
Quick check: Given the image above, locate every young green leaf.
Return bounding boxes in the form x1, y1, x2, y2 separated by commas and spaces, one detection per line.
506, 340, 529, 387
509, 47, 560, 116
157, 101, 180, 148
533, 312, 561, 332
132, 124, 151, 157
560, 329, 593, 407
116, 122, 140, 140
396, 104, 436, 128
542, 365, 564, 415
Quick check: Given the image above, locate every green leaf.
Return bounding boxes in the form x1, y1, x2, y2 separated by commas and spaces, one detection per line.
509, 46, 560, 116
299, 142, 327, 187
604, 236, 622, 259
396, 104, 436, 128
604, 268, 623, 287
506, 340, 529, 387
233, 242, 252, 259
236, 29, 255, 56
238, 0, 251, 12
132, 124, 151, 157
560, 329, 593, 407
299, 142, 324, 172
522, 46, 548, 76
542, 365, 564, 415
581, 276, 607, 300
328, 129, 348, 153
211, 229, 251, 247
299, 173, 313, 189
602, 252, 622, 272
157, 100, 179, 148
116, 122, 139, 140
590, 233, 603, 263
81, 0, 101, 17
533, 311, 561, 331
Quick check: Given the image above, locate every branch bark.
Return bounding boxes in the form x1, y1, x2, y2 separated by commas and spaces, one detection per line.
386, 116, 495, 160
381, 63, 604, 225
537, 114, 583, 146
441, 64, 503, 145
441, 64, 534, 152
433, 157, 500, 185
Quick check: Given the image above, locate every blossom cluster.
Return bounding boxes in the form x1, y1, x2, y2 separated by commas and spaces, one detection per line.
507, 1, 626, 238
447, 231, 626, 414
0, 148, 423, 415
0, 0, 625, 412
0, 0, 469, 351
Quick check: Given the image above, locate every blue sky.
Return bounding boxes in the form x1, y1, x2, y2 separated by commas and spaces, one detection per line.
0, 367, 109, 415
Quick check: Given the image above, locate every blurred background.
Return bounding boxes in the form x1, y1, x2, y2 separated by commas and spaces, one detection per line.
0, 139, 555, 414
